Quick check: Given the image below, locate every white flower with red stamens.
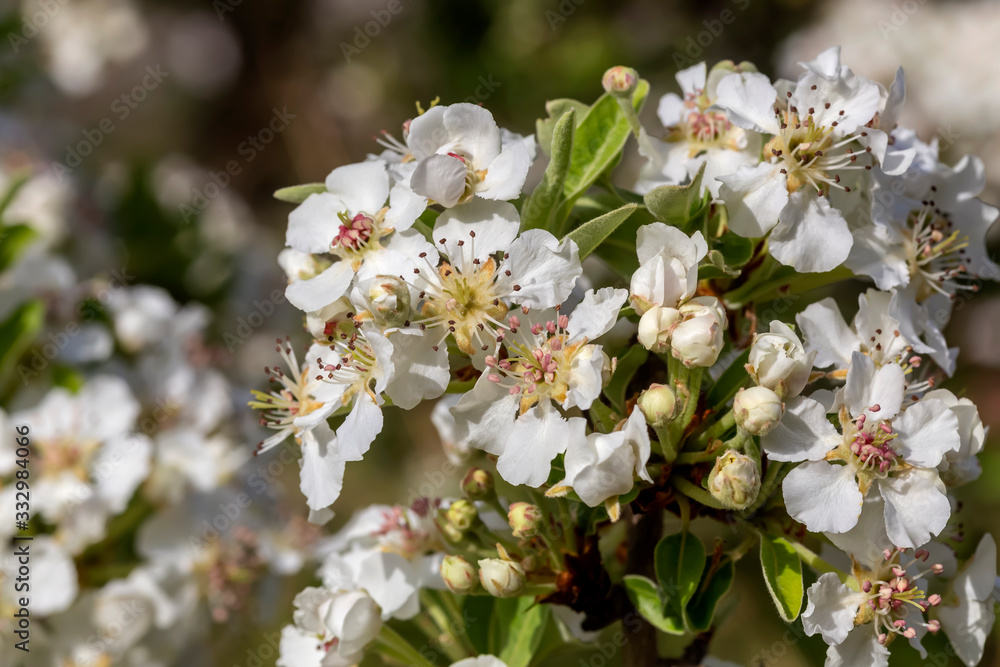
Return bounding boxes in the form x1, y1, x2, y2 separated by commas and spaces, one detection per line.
548, 407, 653, 522
938, 534, 997, 667
636, 61, 760, 196
284, 160, 430, 312
802, 546, 948, 666
713, 61, 889, 272
406, 103, 532, 208
764, 352, 959, 547
629, 222, 707, 315
278, 588, 383, 667
450, 287, 627, 487
409, 198, 581, 356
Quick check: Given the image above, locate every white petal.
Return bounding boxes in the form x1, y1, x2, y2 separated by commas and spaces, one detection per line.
802, 573, 866, 645
825, 494, 892, 568
569, 435, 638, 507
324, 161, 390, 215
20, 538, 78, 615
287, 193, 345, 253
410, 154, 467, 208
408, 103, 501, 166
450, 376, 519, 455
384, 182, 427, 232
893, 398, 960, 468
783, 461, 863, 534
478, 141, 530, 201
656, 92, 685, 127
796, 298, 857, 369
769, 190, 852, 273
355, 551, 419, 620
939, 601, 994, 667
713, 72, 781, 134
879, 468, 951, 548
277, 625, 325, 667
336, 393, 383, 461
567, 287, 628, 342
496, 406, 585, 487
384, 330, 450, 409
565, 344, 605, 410
285, 261, 355, 312
793, 72, 881, 136
717, 162, 788, 238
92, 434, 152, 513
299, 425, 345, 512
496, 230, 581, 309
825, 627, 889, 667
844, 352, 903, 422
636, 222, 707, 267
434, 198, 520, 264
762, 396, 841, 462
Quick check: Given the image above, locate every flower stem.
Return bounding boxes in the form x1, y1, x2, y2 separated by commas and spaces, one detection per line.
672, 476, 725, 511
374, 624, 439, 667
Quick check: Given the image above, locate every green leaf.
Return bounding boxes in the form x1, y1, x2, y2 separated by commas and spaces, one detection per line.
0, 225, 39, 273
591, 206, 657, 278
706, 348, 751, 411
536, 98, 588, 157
654, 531, 706, 622
760, 534, 804, 622
463, 596, 494, 654
521, 109, 575, 233
566, 203, 637, 258
643, 162, 708, 229
0, 300, 44, 388
273, 182, 326, 203
687, 558, 735, 631
603, 345, 649, 414
496, 597, 550, 667
623, 574, 686, 635
562, 81, 649, 205
589, 399, 620, 434
716, 232, 755, 268
412, 208, 439, 241
0, 172, 30, 222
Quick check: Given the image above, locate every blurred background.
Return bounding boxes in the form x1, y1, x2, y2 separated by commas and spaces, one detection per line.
3, 0, 998, 664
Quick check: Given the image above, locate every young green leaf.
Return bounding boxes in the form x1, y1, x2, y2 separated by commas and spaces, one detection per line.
521, 108, 575, 233
566, 203, 637, 258
643, 162, 708, 229
654, 530, 706, 620
589, 399, 620, 434
623, 574, 686, 635
760, 534, 804, 622
536, 98, 588, 157
273, 182, 326, 204
603, 345, 649, 413
687, 558, 736, 631
497, 597, 551, 667
0, 224, 39, 273
0, 300, 44, 387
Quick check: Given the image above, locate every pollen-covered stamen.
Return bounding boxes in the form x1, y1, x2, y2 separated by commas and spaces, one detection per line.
374, 124, 415, 161
765, 103, 875, 195
315, 330, 380, 404
249, 338, 325, 455
411, 232, 510, 355
904, 201, 978, 302
855, 549, 945, 646
849, 416, 899, 474
665, 87, 740, 153
333, 212, 375, 251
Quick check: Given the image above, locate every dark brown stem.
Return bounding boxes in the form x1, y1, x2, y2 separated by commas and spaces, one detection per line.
623, 504, 664, 667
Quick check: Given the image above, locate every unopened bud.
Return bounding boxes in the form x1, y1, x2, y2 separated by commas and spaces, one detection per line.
446, 500, 478, 534
671, 297, 726, 368
637, 305, 681, 354
707, 450, 760, 510
368, 275, 411, 329
638, 384, 676, 426
747, 321, 813, 398
508, 502, 543, 539
440, 555, 478, 594
461, 467, 494, 500
733, 386, 783, 435
602, 66, 639, 96
478, 557, 525, 598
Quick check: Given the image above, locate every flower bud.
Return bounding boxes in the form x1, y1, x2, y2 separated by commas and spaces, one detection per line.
602, 66, 639, 96
461, 467, 494, 500
671, 297, 726, 368
638, 383, 676, 427
747, 321, 813, 398
707, 450, 760, 510
637, 305, 681, 353
733, 386, 783, 435
440, 555, 478, 594
367, 275, 411, 329
445, 499, 478, 534
508, 502, 543, 539
478, 557, 525, 598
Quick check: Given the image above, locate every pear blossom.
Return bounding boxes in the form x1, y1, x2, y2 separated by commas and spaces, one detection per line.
629, 222, 707, 315
938, 534, 998, 666
925, 388, 986, 487
277, 588, 383, 667
669, 296, 727, 368
713, 61, 891, 272
549, 407, 653, 521
802, 545, 948, 665
765, 352, 959, 547
450, 288, 627, 487
406, 103, 533, 207
284, 160, 431, 312
636, 61, 759, 196
746, 320, 815, 398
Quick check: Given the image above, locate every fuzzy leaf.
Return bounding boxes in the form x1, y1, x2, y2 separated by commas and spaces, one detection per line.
273, 183, 326, 204
522, 109, 576, 233
623, 574, 686, 635
566, 203, 637, 258
760, 534, 804, 622
687, 558, 735, 631
654, 530, 706, 623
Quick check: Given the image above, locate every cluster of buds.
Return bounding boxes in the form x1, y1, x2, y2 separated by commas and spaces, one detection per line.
637, 296, 727, 368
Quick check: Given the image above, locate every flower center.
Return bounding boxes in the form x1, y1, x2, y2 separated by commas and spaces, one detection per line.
333, 212, 375, 252
903, 197, 975, 303
315, 331, 380, 404
854, 549, 943, 646
446, 152, 487, 205
251, 338, 325, 453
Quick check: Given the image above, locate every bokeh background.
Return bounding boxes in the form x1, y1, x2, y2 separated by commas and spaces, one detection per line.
4, 0, 999, 664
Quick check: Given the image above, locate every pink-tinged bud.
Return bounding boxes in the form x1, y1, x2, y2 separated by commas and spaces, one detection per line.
508, 502, 543, 539
733, 386, 783, 435
440, 555, 478, 594
478, 558, 525, 598
602, 66, 639, 96
637, 383, 677, 427
461, 467, 494, 500
446, 500, 478, 533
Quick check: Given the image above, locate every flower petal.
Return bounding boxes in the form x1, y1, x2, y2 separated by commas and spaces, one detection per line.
567, 287, 628, 342
717, 162, 788, 238
410, 153, 468, 208
479, 141, 530, 201
843, 352, 903, 422
300, 424, 346, 512
783, 461, 863, 534
287, 192, 346, 253
825, 627, 889, 667
324, 161, 390, 216
762, 396, 841, 462
496, 230, 581, 309
336, 392, 383, 461
285, 261, 354, 312
879, 468, 951, 549
496, 406, 585, 487
769, 190, 852, 273
802, 573, 867, 645
713, 72, 781, 134
893, 397, 960, 468
434, 198, 520, 264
